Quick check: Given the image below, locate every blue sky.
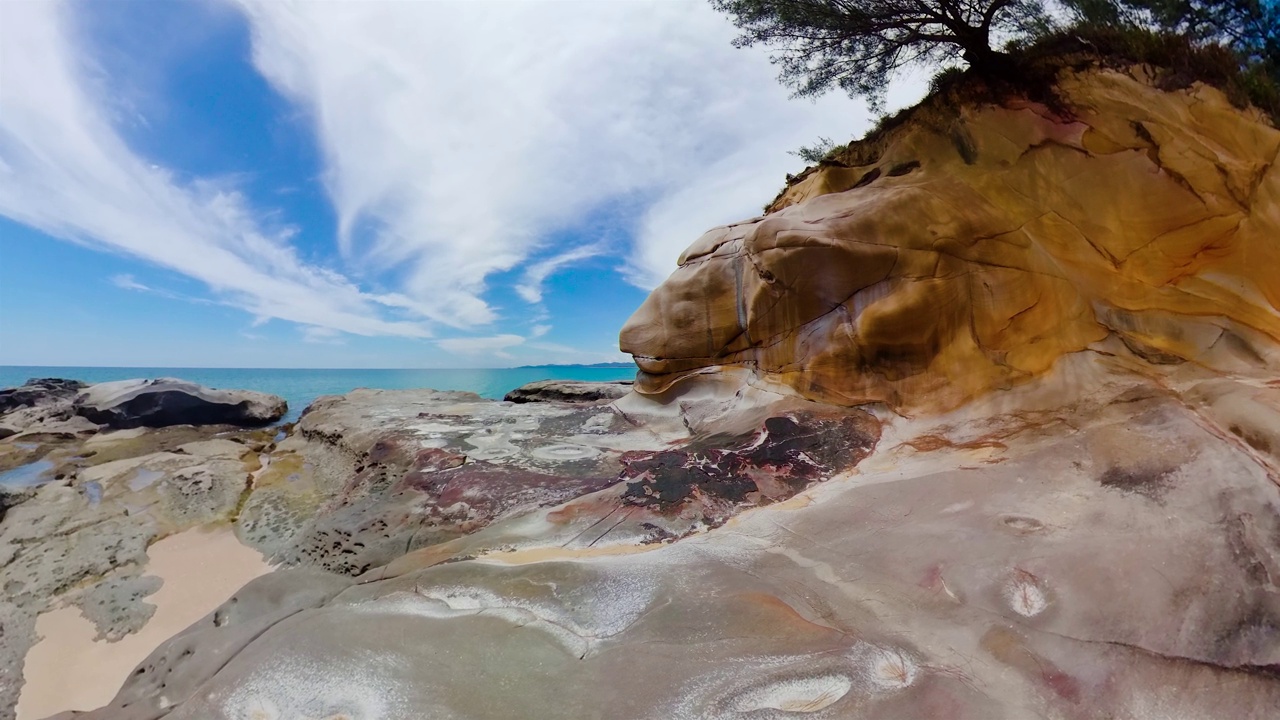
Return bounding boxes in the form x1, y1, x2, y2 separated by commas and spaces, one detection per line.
0, 0, 919, 368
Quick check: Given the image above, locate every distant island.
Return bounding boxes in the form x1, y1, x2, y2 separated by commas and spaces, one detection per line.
517, 361, 635, 369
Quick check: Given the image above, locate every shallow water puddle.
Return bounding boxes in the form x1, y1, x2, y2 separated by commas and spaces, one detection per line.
127, 468, 164, 492
0, 459, 54, 489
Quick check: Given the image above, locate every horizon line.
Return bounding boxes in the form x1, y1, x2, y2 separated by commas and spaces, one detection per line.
0, 363, 637, 372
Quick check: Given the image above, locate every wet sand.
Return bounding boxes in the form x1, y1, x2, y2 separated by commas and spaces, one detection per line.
16, 527, 271, 719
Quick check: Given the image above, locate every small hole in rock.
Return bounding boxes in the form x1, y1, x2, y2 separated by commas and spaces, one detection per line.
887, 160, 921, 176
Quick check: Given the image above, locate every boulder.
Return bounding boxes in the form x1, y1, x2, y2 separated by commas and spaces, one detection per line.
503, 379, 633, 404
73, 378, 287, 429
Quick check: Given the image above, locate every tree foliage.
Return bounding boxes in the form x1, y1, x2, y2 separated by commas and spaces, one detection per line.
789, 136, 840, 162
1068, 0, 1278, 70
1061, 0, 1278, 119
710, 0, 1048, 108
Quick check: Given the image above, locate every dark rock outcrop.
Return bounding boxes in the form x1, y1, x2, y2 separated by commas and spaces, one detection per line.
621, 410, 880, 525
0, 378, 86, 415
72, 379, 287, 429
0, 378, 91, 439
504, 379, 633, 404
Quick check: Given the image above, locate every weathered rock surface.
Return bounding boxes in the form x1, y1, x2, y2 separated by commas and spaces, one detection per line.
14, 66, 1280, 720
234, 388, 863, 576
0, 379, 97, 448
74, 379, 286, 429
0, 380, 86, 416
0, 380, 286, 719
0, 426, 275, 702
50, 356, 1280, 720
621, 67, 1280, 412
0, 378, 286, 446
503, 379, 633, 405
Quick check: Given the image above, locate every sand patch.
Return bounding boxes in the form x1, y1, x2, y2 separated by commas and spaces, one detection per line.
16, 527, 271, 719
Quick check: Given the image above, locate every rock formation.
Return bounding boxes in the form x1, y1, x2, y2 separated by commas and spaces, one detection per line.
43, 365, 1280, 720
621, 67, 1280, 411
0, 378, 288, 717
503, 379, 633, 404
9, 64, 1280, 720
74, 379, 286, 429
0, 378, 286, 441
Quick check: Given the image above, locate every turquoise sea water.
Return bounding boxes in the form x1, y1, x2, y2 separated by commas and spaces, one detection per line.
0, 366, 637, 423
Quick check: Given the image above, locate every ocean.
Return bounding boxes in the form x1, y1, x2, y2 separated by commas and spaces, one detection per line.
0, 366, 637, 422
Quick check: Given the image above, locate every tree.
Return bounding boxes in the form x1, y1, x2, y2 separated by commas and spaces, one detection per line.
710, 0, 1048, 108
1067, 0, 1278, 69
790, 136, 839, 162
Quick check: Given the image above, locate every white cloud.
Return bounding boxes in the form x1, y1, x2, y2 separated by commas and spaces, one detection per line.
3, 0, 930, 359
515, 245, 602, 304
110, 273, 150, 292
437, 334, 525, 355
301, 325, 345, 345
230, 0, 908, 308
529, 324, 551, 338
0, 0, 431, 338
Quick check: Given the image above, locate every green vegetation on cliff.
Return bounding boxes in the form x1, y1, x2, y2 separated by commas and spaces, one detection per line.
713, 0, 1278, 153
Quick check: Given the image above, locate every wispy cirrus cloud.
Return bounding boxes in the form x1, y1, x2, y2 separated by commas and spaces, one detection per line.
436, 332, 628, 365
230, 0, 887, 307
438, 334, 526, 358
2, 1, 921, 365
515, 245, 603, 304
0, 0, 431, 339
110, 274, 151, 292
301, 326, 345, 345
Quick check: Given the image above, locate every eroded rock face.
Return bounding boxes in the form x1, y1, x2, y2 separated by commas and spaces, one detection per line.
620, 68, 1280, 411
0, 379, 97, 445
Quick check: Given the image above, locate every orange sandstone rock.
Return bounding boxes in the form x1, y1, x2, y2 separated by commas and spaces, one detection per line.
621, 68, 1280, 411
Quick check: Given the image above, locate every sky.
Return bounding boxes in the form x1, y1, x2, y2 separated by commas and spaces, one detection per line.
0, 0, 925, 368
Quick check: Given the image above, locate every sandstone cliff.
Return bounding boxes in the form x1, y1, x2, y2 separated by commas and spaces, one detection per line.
621, 66, 1280, 411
